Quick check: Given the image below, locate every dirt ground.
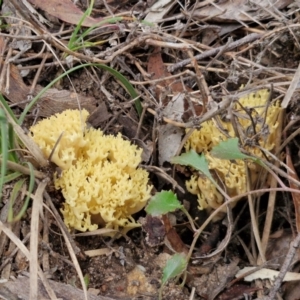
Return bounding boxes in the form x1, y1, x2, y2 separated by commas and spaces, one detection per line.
1, 0, 300, 300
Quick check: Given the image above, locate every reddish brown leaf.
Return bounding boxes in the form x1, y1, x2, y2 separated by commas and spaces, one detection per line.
147, 47, 184, 103
162, 215, 189, 254
147, 48, 202, 119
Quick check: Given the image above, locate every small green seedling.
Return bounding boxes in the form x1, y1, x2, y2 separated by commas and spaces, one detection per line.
159, 253, 188, 300
210, 138, 266, 169
145, 190, 182, 216
83, 274, 90, 288
171, 150, 212, 180
145, 190, 192, 299
210, 137, 251, 160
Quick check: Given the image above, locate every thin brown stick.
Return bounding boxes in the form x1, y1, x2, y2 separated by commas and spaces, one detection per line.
168, 33, 262, 72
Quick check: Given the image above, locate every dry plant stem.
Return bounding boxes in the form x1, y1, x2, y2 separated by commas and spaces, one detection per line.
191, 184, 233, 260
191, 188, 300, 260
41, 241, 75, 267
4, 113, 48, 167
29, 51, 48, 96
246, 168, 265, 262
187, 50, 209, 112
1, 220, 21, 280
30, 178, 49, 300
146, 107, 188, 128
183, 94, 232, 128
236, 235, 255, 265
286, 146, 300, 232
235, 56, 293, 80
0, 232, 30, 272
205, 37, 232, 71
145, 39, 192, 49
260, 109, 284, 260
179, 0, 199, 38
131, 70, 189, 85
143, 165, 185, 193
168, 33, 262, 72
267, 232, 300, 300
281, 62, 300, 108
43, 192, 81, 256
0, 37, 9, 89
263, 160, 300, 188
17, 60, 69, 70
0, 47, 13, 92
12, 44, 48, 63
42, 211, 50, 272
0, 221, 58, 299
278, 125, 300, 154
43, 192, 88, 300
0, 159, 46, 179
134, 104, 147, 139
188, 287, 196, 300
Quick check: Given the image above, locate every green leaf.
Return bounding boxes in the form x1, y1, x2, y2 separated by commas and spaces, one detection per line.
211, 138, 251, 160
145, 191, 182, 216
161, 253, 188, 286
171, 150, 212, 180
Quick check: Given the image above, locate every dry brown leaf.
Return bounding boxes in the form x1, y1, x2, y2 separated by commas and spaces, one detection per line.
236, 267, 300, 282
28, 0, 104, 27
216, 284, 259, 300
190, 258, 240, 300
193, 0, 293, 22
266, 229, 300, 267
0, 276, 114, 300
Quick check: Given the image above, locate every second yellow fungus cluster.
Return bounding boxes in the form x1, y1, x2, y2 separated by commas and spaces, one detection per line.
185, 90, 281, 215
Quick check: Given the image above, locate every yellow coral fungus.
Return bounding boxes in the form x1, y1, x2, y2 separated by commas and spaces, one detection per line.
185, 90, 281, 215
30, 109, 152, 234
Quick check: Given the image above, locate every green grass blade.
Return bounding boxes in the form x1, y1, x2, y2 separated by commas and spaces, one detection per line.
73, 16, 123, 47
8, 178, 26, 221
3, 171, 22, 183
68, 0, 94, 50
96, 64, 142, 115
12, 162, 35, 222
18, 63, 142, 124
0, 94, 18, 123
7, 123, 18, 163
0, 108, 8, 202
